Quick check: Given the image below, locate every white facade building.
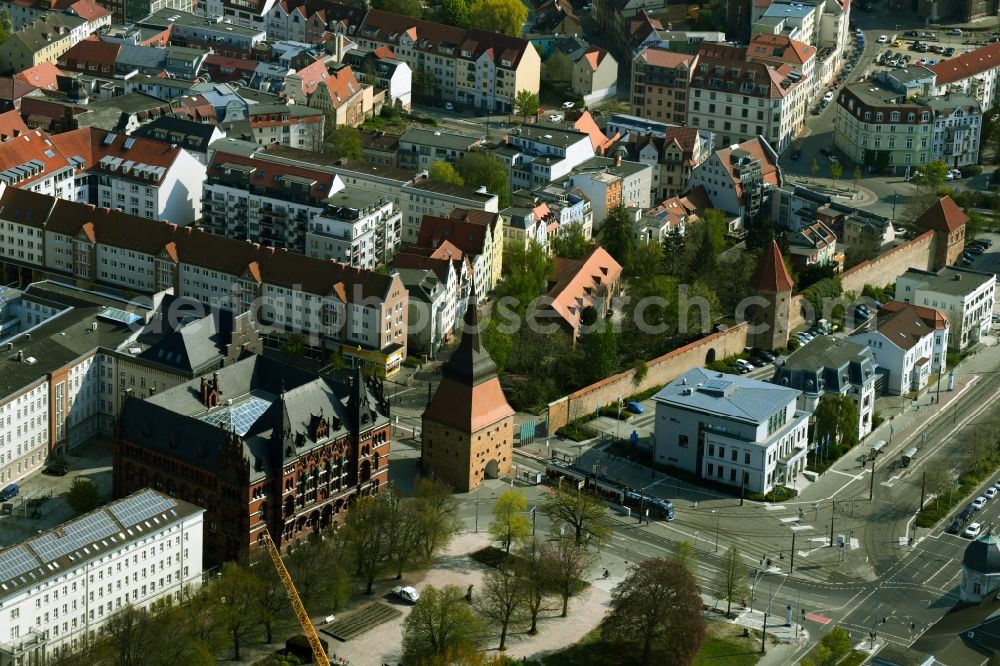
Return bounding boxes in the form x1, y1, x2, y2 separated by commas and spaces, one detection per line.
895, 266, 996, 352
848, 302, 949, 396
500, 126, 595, 192
652, 368, 810, 495
0, 490, 204, 665
306, 187, 402, 270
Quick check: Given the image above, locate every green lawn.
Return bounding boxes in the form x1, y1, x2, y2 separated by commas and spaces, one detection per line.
533, 626, 760, 666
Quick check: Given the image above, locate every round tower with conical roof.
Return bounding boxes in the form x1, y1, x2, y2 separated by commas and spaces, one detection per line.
747, 240, 795, 351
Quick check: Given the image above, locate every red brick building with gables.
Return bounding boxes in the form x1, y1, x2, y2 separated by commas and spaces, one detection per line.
114, 355, 390, 560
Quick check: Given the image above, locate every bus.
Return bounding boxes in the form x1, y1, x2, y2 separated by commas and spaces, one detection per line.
901, 447, 918, 467
544, 462, 675, 521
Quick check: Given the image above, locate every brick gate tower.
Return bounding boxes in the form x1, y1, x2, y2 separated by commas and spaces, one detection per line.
915, 196, 968, 271
747, 239, 795, 351
421, 287, 515, 491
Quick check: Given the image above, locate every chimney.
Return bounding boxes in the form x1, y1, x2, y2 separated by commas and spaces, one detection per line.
200, 376, 208, 405
615, 152, 622, 167
212, 371, 220, 395
335, 34, 345, 62
17, 350, 24, 362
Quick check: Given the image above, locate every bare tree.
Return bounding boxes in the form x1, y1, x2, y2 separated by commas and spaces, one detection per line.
385, 487, 423, 578
211, 562, 260, 660
285, 529, 351, 611
515, 539, 559, 634
601, 558, 706, 666
248, 551, 290, 643
490, 489, 531, 554
100, 605, 155, 666
412, 476, 462, 563
476, 565, 527, 650
541, 486, 612, 547
342, 493, 393, 594
714, 544, 748, 617
543, 534, 594, 617
923, 466, 956, 509
673, 540, 696, 575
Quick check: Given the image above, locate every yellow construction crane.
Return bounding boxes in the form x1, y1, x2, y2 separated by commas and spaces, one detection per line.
259, 530, 331, 666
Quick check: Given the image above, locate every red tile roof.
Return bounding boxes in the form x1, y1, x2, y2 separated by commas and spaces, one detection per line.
417, 215, 489, 256
0, 130, 73, 189
50, 127, 185, 185
545, 246, 622, 333
13, 62, 63, 91
749, 240, 794, 293
57, 39, 121, 74
61, 0, 112, 22
322, 66, 362, 109
0, 111, 30, 142
931, 41, 1000, 85
207, 148, 339, 200
747, 34, 816, 66
915, 196, 968, 233
636, 47, 694, 69
879, 301, 948, 330
870, 303, 943, 350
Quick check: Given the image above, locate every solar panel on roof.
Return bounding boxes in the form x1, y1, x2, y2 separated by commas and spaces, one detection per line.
200, 396, 272, 435
0, 545, 42, 585
30, 512, 118, 564
97, 307, 142, 326
108, 491, 177, 528
704, 379, 732, 390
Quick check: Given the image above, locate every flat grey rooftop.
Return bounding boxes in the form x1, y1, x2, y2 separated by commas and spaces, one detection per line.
652, 367, 800, 424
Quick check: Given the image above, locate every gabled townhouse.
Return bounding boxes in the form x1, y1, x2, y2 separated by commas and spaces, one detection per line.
202, 53, 259, 84
685, 136, 781, 227
398, 127, 484, 172
565, 153, 653, 228
848, 302, 949, 396
342, 46, 413, 111
263, 0, 347, 43
223, 103, 326, 151
592, 0, 668, 55
516, 180, 593, 239
399, 177, 499, 244
393, 240, 470, 340
0, 187, 410, 374
787, 220, 838, 273
50, 127, 207, 224
772, 335, 877, 441
499, 204, 548, 254
55, 38, 120, 76
0, 129, 78, 202
285, 59, 378, 127
0, 109, 30, 140
2, 0, 110, 33
573, 46, 619, 104
527, 0, 581, 38
397, 267, 450, 356
540, 246, 622, 345
350, 9, 541, 113
746, 33, 816, 99
895, 266, 995, 353
0, 12, 89, 74
415, 211, 503, 294
931, 41, 1000, 114
358, 129, 401, 168
12, 61, 64, 93
687, 43, 808, 154
614, 126, 713, 200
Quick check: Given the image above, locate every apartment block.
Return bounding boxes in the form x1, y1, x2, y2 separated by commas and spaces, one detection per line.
306, 187, 401, 270
0, 187, 410, 374
931, 39, 1000, 112
686, 136, 781, 226
0, 490, 204, 664
398, 128, 484, 172
631, 47, 694, 125
615, 126, 714, 200
399, 178, 499, 245
0, 13, 91, 74
895, 266, 995, 352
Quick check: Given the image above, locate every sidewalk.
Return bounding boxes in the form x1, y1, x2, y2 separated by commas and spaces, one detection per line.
702, 600, 807, 666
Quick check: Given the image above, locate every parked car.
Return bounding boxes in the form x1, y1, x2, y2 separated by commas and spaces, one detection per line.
959, 506, 975, 522
626, 401, 645, 414
986, 487, 998, 500
993, 479, 1000, 490
444, 102, 454, 111
561, 101, 575, 109
965, 522, 983, 538
972, 496, 988, 510
970, 245, 985, 255
42, 464, 69, 476
904, 30, 918, 37
950, 169, 963, 179
921, 32, 936, 39
944, 47, 956, 56
877, 34, 888, 43
979, 238, 994, 248
822, 90, 835, 103
392, 586, 420, 603
0, 483, 18, 501
947, 28, 963, 35
946, 519, 962, 534
756, 349, 777, 363
548, 114, 563, 122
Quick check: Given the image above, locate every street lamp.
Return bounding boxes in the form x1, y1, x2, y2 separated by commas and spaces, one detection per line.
713, 510, 720, 552
761, 574, 789, 654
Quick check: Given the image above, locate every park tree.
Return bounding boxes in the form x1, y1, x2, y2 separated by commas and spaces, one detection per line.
439, 0, 470, 26
660, 227, 687, 278
543, 534, 594, 617
0, 8, 11, 44
673, 540, 696, 575
541, 485, 612, 547
99, 605, 156, 666
372, 0, 422, 16
285, 530, 351, 611
212, 562, 260, 661
248, 551, 290, 644
542, 51, 573, 85
601, 558, 706, 666
629, 239, 664, 284
325, 124, 363, 160
550, 221, 591, 259
600, 204, 636, 272
490, 490, 532, 553
401, 585, 485, 664
714, 544, 748, 617
829, 161, 843, 187
515, 540, 558, 634
457, 151, 510, 207
912, 159, 950, 189
476, 566, 527, 650
469, 0, 527, 35
385, 487, 425, 578
495, 240, 552, 312
814, 394, 860, 458
342, 493, 393, 594
513, 88, 540, 121
429, 161, 464, 185
67, 477, 100, 514
412, 477, 462, 563
803, 626, 852, 665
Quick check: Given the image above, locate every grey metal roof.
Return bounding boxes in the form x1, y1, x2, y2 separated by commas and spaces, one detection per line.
773, 336, 876, 395
964, 534, 1000, 573
0, 490, 203, 597
900, 266, 995, 298
653, 367, 800, 424
400, 128, 483, 151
